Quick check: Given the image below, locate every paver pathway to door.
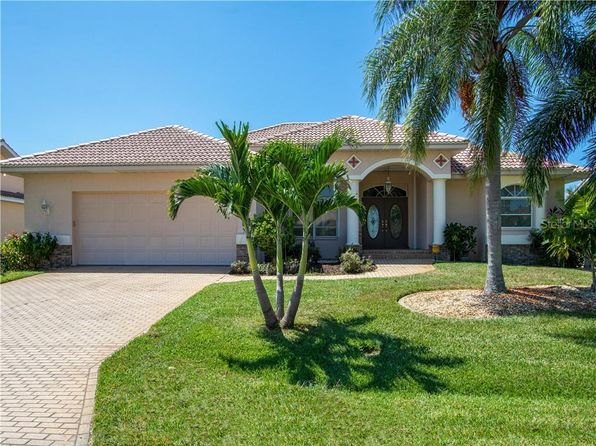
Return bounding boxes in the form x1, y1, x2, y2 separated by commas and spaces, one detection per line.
0, 267, 228, 446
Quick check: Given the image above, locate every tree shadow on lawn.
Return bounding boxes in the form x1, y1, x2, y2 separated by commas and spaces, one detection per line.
223, 316, 463, 393
549, 326, 596, 348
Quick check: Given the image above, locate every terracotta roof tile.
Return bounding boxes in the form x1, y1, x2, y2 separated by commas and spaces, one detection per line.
451, 147, 580, 174
250, 115, 468, 145
248, 122, 319, 143
0, 126, 228, 168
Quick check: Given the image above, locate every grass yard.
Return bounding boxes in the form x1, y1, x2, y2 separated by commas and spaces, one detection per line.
94, 263, 595, 445
0, 270, 41, 283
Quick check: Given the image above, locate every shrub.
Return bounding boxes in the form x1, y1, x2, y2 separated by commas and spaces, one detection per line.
250, 213, 296, 261
339, 249, 376, 274
529, 228, 580, 268
257, 262, 276, 276
284, 258, 300, 275
0, 232, 57, 272
443, 223, 477, 261
229, 260, 250, 275
287, 240, 321, 272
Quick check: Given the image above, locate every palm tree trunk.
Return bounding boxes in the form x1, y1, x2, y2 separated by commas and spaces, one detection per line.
590, 249, 595, 292
245, 236, 279, 329
275, 222, 285, 320
484, 154, 507, 294
281, 234, 309, 328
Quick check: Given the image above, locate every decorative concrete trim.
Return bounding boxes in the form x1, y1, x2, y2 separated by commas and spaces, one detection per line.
351, 157, 451, 181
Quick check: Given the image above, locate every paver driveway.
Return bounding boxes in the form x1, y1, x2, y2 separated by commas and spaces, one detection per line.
0, 267, 228, 446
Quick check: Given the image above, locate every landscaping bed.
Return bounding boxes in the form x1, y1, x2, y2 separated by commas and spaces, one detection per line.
400, 285, 595, 319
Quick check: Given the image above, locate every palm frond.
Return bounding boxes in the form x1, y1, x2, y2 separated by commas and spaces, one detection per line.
521, 72, 596, 203
169, 172, 225, 219
313, 190, 365, 223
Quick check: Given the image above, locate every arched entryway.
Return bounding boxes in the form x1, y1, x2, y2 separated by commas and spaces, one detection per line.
361, 185, 408, 249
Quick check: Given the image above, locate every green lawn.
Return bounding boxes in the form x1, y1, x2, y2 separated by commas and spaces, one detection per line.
0, 270, 42, 283
94, 263, 595, 445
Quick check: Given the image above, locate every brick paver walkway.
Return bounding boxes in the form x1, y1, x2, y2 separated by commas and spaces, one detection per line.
0, 261, 433, 446
0, 267, 227, 446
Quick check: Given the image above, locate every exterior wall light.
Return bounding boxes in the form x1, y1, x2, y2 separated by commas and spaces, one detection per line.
41, 199, 50, 215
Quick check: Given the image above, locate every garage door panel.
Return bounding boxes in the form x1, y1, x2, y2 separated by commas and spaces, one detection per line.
74, 192, 237, 265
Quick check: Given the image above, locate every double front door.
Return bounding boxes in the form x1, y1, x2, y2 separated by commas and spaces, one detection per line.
362, 197, 408, 249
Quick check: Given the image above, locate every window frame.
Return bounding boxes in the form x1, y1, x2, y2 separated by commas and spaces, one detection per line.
294, 186, 340, 239
500, 185, 532, 228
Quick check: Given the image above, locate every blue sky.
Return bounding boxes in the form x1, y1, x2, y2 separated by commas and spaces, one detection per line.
0, 1, 587, 166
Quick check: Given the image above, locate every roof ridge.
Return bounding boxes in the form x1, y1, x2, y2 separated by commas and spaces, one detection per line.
251, 116, 352, 144
249, 121, 320, 133
169, 125, 226, 144
0, 125, 207, 164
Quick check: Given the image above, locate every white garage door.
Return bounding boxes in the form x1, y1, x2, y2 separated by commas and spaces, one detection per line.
74, 192, 237, 265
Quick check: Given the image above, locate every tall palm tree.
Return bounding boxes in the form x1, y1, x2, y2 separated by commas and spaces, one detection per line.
521, 10, 595, 206
254, 146, 295, 320
266, 132, 364, 328
169, 122, 279, 330
364, 0, 590, 294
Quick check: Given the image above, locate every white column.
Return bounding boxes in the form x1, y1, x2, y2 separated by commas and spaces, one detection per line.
432, 179, 446, 245
346, 179, 360, 246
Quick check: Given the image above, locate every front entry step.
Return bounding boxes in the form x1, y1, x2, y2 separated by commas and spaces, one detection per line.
363, 249, 433, 260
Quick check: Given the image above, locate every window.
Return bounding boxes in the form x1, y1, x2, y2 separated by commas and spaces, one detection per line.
501, 185, 532, 227
362, 185, 407, 197
294, 186, 339, 238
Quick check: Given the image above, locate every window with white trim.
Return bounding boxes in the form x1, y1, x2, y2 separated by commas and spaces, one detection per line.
294, 187, 339, 238
501, 185, 532, 227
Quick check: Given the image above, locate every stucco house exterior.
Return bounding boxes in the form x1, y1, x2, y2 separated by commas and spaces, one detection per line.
0, 115, 587, 266
1, 139, 25, 239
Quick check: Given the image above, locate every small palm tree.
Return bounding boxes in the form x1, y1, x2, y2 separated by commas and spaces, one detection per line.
254, 146, 295, 320
169, 122, 279, 329
364, 0, 590, 294
266, 132, 364, 328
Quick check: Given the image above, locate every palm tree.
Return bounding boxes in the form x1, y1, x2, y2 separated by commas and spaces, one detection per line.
253, 146, 295, 320
266, 132, 364, 328
169, 122, 279, 330
521, 11, 595, 206
364, 0, 590, 294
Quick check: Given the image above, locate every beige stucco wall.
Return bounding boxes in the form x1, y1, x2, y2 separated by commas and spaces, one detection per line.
22, 171, 242, 241
330, 147, 460, 180
546, 178, 565, 210
446, 179, 483, 259
1, 201, 25, 239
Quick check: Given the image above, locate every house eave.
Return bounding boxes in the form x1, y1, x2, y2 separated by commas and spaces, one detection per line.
0, 164, 213, 174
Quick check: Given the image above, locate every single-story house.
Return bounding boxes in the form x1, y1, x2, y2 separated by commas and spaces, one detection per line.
1, 139, 25, 239
0, 115, 587, 266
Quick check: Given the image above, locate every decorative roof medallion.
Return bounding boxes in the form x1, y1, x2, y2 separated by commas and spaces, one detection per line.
433, 153, 449, 169
346, 154, 361, 170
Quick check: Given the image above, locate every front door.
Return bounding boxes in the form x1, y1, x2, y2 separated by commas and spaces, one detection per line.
362, 196, 408, 249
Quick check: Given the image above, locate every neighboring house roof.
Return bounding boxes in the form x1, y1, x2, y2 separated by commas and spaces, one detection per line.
248, 122, 320, 143
249, 115, 469, 145
451, 148, 582, 175
0, 126, 229, 168
1, 139, 19, 159
0, 190, 24, 200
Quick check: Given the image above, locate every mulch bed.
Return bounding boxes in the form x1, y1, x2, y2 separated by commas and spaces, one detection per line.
399, 286, 596, 319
